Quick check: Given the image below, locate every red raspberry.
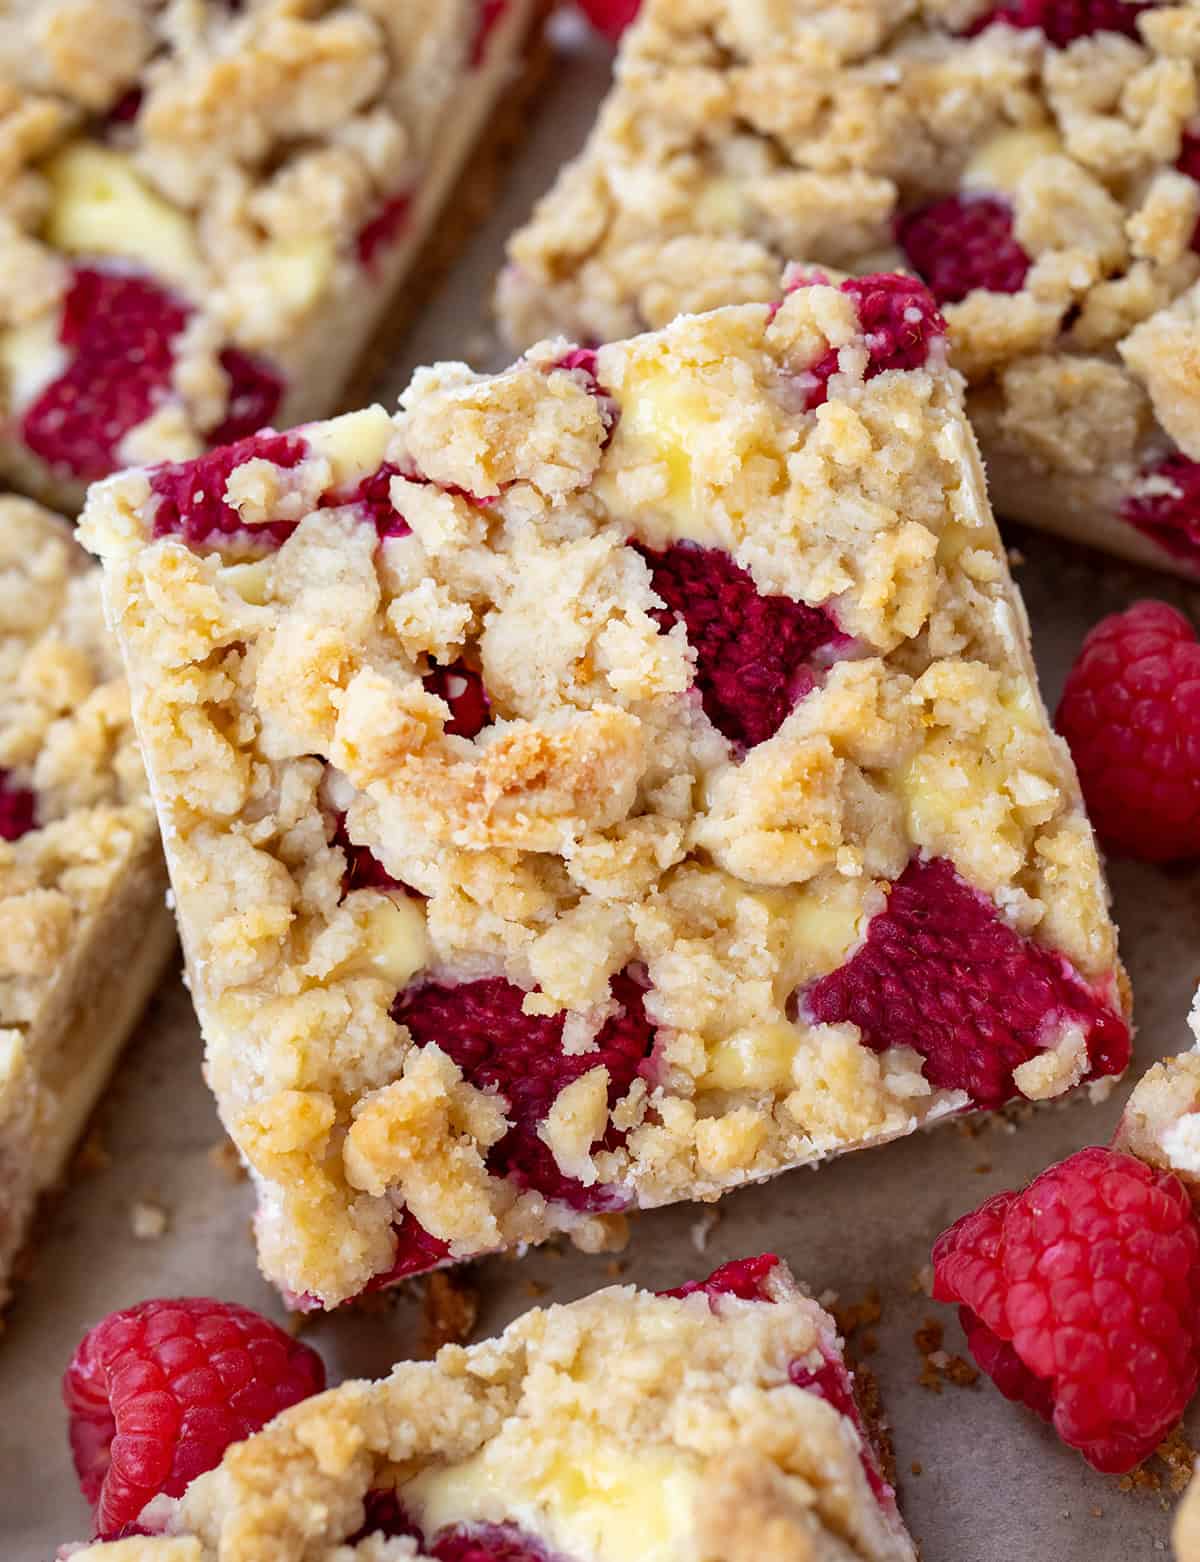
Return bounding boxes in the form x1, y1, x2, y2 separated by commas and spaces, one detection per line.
553, 347, 620, 444
965, 0, 1156, 45
802, 855, 1130, 1107
574, 0, 641, 39
432, 1525, 563, 1562
662, 1254, 781, 1303
1121, 453, 1200, 568
392, 969, 655, 1210
424, 659, 491, 739
789, 273, 947, 410
0, 771, 36, 841
635, 541, 842, 750
932, 1147, 1200, 1472
896, 195, 1031, 304
208, 348, 284, 447
64, 1297, 325, 1538
320, 460, 412, 539
1056, 599, 1200, 860
1180, 130, 1200, 183
22, 269, 189, 482
789, 1356, 893, 1506
368, 1207, 452, 1292
471, 0, 510, 63
149, 432, 308, 551
356, 193, 414, 272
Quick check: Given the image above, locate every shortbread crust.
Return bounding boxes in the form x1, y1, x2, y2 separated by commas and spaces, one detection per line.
62, 1257, 919, 1562
0, 494, 172, 1305
499, 0, 1200, 578
81, 282, 1129, 1307
0, 0, 544, 515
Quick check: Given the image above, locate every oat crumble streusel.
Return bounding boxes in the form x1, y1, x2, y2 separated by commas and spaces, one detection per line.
81, 283, 1129, 1308
498, 0, 1200, 577
60, 1257, 919, 1562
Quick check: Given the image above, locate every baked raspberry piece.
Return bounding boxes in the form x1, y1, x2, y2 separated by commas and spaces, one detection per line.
1121, 454, 1200, 568
803, 855, 1130, 1108
209, 348, 285, 447
0, 770, 36, 841
392, 970, 654, 1211
356, 193, 414, 273
64, 1296, 326, 1539
1056, 599, 1200, 861
82, 303, 1127, 1310
635, 541, 841, 748
574, 0, 643, 41
662, 1252, 781, 1302
933, 1146, 1200, 1472
895, 195, 1031, 304
62, 1260, 918, 1562
965, 0, 1156, 45
21, 269, 189, 483
149, 432, 308, 552
790, 273, 947, 410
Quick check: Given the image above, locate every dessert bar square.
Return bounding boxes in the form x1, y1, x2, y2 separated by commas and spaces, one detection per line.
65, 1255, 918, 1562
82, 278, 1130, 1308
0, 495, 173, 1305
499, 0, 1200, 578
0, 0, 545, 515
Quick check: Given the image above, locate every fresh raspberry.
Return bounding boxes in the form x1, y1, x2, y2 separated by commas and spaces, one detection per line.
208, 347, 284, 446
0, 771, 36, 841
1056, 599, 1200, 860
424, 659, 491, 739
392, 969, 655, 1209
663, 1254, 781, 1302
932, 1147, 1200, 1472
64, 1297, 325, 1538
788, 273, 947, 410
320, 460, 412, 539
574, 0, 642, 40
802, 855, 1130, 1107
356, 193, 414, 272
22, 268, 189, 482
149, 432, 308, 551
895, 195, 1031, 305
964, 0, 1156, 45
635, 541, 841, 750
471, 0, 510, 64
1121, 453, 1200, 568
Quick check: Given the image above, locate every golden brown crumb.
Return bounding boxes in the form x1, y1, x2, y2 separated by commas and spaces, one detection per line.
421, 1269, 480, 1356
73, 1130, 112, 1176
910, 1462, 923, 1477
208, 1138, 247, 1182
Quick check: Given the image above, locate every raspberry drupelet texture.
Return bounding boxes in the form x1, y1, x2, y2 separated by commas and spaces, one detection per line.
803, 855, 1130, 1107
964, 0, 1155, 45
895, 196, 1031, 305
787, 273, 947, 410
1056, 600, 1200, 861
932, 1147, 1200, 1472
1122, 455, 1200, 567
635, 541, 841, 749
0, 770, 36, 841
391, 970, 656, 1210
150, 433, 308, 551
64, 1297, 326, 1539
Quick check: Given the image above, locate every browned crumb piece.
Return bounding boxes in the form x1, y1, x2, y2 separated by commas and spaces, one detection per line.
73, 1130, 112, 1176
421, 1269, 480, 1356
831, 1288, 883, 1347
1117, 1427, 1197, 1508
524, 1279, 549, 1299
208, 1139, 247, 1182
852, 1359, 898, 1493
911, 1462, 923, 1477
915, 1317, 979, 1393
974, 1162, 993, 1174
910, 1265, 935, 1298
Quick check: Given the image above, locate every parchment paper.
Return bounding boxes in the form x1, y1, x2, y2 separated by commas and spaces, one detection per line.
4, 20, 1199, 1560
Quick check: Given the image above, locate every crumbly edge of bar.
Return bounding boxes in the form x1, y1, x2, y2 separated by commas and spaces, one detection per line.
81, 294, 1124, 1302
497, 0, 1200, 515
64, 1270, 916, 1562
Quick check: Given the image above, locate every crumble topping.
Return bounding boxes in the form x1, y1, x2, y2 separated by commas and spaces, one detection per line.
64, 1261, 918, 1562
81, 292, 1128, 1306
499, 0, 1200, 572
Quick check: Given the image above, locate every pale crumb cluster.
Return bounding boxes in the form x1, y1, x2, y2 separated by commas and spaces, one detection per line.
81, 295, 1125, 1306
499, 0, 1200, 572
66, 1262, 917, 1562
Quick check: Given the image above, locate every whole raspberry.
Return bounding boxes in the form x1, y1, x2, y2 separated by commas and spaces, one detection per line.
0, 770, 36, 841
150, 432, 308, 551
896, 195, 1031, 304
1056, 599, 1200, 860
932, 1147, 1200, 1472
356, 193, 414, 272
663, 1254, 781, 1303
635, 541, 841, 750
802, 855, 1130, 1107
22, 269, 189, 482
64, 1297, 326, 1538
574, 0, 641, 39
965, 0, 1156, 45
789, 273, 947, 410
392, 969, 655, 1209
1121, 453, 1200, 567
208, 348, 284, 446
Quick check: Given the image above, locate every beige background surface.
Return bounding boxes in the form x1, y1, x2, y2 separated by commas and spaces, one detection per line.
4, 16, 1200, 1560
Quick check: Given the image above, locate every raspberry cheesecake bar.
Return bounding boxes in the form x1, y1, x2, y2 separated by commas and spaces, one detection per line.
63, 1257, 918, 1561
0, 495, 173, 1305
0, 0, 545, 516
500, 0, 1200, 578
80, 280, 1130, 1308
